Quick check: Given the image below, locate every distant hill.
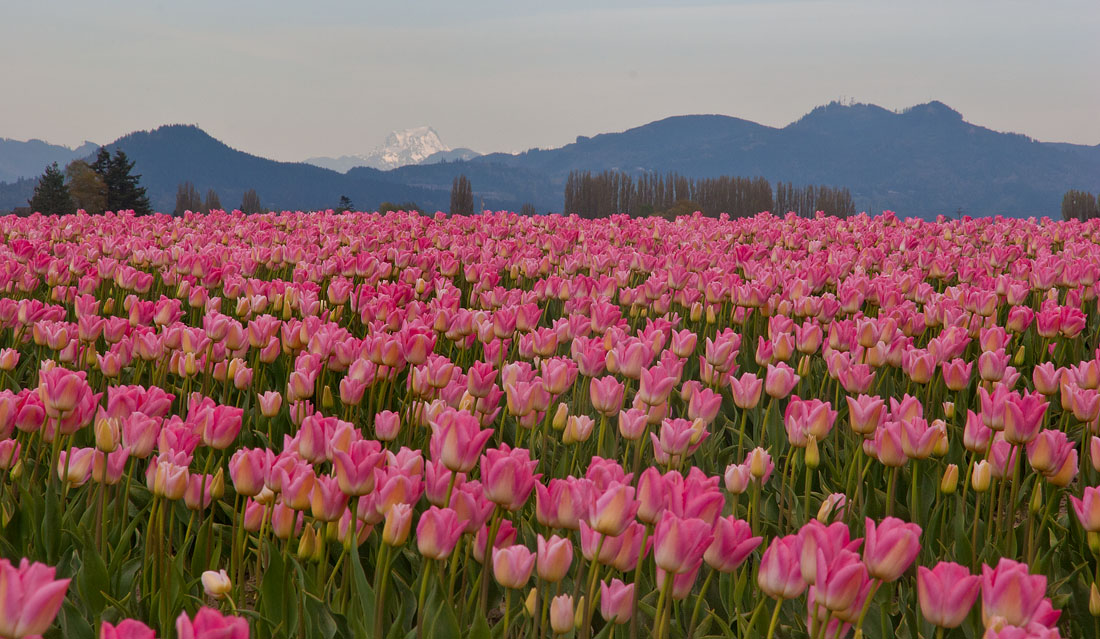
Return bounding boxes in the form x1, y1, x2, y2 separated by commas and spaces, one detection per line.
0, 138, 98, 183
2, 102, 1098, 217
305, 127, 481, 173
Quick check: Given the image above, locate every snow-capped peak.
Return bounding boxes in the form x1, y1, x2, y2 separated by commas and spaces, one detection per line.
306, 127, 453, 172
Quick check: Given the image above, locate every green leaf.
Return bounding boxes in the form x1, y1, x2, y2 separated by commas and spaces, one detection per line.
76, 529, 110, 616
468, 613, 491, 639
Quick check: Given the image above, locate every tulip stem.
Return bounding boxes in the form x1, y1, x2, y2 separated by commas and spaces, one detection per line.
763, 598, 783, 639
582, 535, 606, 639
654, 571, 674, 639
373, 543, 391, 639
803, 462, 813, 522
416, 559, 434, 639
853, 579, 881, 636
687, 568, 716, 637
885, 466, 899, 517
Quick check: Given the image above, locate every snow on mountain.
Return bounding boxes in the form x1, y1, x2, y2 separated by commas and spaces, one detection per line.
306, 127, 472, 172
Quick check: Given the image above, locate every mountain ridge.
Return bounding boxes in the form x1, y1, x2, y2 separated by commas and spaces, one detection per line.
2, 101, 1098, 217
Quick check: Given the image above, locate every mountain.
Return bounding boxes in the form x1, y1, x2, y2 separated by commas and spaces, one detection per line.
306, 126, 479, 172
2, 102, 1098, 217
0, 138, 99, 183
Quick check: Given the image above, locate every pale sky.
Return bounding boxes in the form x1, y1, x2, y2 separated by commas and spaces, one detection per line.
2, 0, 1097, 161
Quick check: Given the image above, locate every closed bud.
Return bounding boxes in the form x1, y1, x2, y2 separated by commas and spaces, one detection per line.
805, 435, 820, 469
459, 391, 477, 413
971, 460, 992, 493
1013, 345, 1025, 366
201, 570, 232, 599
1091, 583, 1100, 617
103, 298, 115, 314
939, 464, 958, 494
942, 401, 955, 419
1090, 531, 1100, 555
1030, 482, 1043, 514
10, 459, 23, 480
95, 416, 120, 452
552, 403, 568, 431
795, 355, 810, 378
322, 386, 334, 409
525, 588, 537, 617
210, 468, 225, 500
297, 524, 318, 561
690, 303, 703, 322
574, 596, 586, 628
705, 306, 717, 324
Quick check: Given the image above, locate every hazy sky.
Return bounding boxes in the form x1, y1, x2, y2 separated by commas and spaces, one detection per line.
2, 1, 1097, 161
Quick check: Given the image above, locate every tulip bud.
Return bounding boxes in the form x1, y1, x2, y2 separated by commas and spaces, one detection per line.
1013, 345, 1025, 366
383, 504, 413, 547
10, 459, 23, 480
1091, 582, 1100, 617
524, 589, 537, 617
971, 460, 992, 492
574, 596, 586, 628
210, 468, 225, 500
550, 595, 575, 634
797, 355, 811, 377
805, 435, 820, 469
552, 403, 568, 431
322, 386, 334, 409
297, 524, 318, 561
201, 570, 232, 599
705, 306, 717, 324
1090, 532, 1100, 555
95, 416, 120, 452
690, 303, 703, 322
1030, 482, 1043, 515
942, 401, 955, 419
939, 464, 958, 494
103, 298, 115, 314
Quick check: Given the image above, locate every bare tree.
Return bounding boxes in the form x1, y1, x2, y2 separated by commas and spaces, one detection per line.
240, 188, 262, 214
175, 181, 203, 216
204, 189, 222, 213
450, 175, 473, 216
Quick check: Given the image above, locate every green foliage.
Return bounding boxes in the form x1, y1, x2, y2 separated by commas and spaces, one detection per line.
92, 148, 152, 215
29, 162, 75, 215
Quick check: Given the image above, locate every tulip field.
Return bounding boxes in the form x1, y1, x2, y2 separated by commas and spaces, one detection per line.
2, 208, 1099, 639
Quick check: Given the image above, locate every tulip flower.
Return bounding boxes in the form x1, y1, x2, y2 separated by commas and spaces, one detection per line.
1071, 486, 1100, 532
382, 503, 413, 546
703, 516, 762, 572
917, 561, 980, 628
492, 545, 536, 589
429, 408, 494, 473
0, 558, 71, 639
201, 569, 232, 599
481, 445, 540, 511
981, 558, 1049, 628
757, 534, 807, 600
536, 534, 573, 583
653, 511, 713, 574
863, 517, 921, 582
590, 375, 626, 416
416, 506, 464, 560
175, 607, 249, 639
100, 619, 157, 639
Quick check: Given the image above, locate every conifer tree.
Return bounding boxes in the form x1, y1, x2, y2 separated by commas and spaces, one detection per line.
28, 163, 75, 215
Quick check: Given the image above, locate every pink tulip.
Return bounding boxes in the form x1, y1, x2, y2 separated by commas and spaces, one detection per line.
536, 534, 573, 583
917, 561, 980, 628
1003, 391, 1048, 445
764, 362, 800, 398
492, 545, 536, 589
600, 578, 635, 624
590, 375, 626, 416
101, 619, 157, 639
729, 372, 763, 409
481, 444, 540, 511
846, 394, 885, 436
981, 558, 1049, 628
757, 534, 807, 600
1070, 486, 1100, 531
257, 391, 282, 418
653, 511, 713, 574
429, 408, 494, 473
618, 408, 648, 440
704, 516, 762, 572
0, 558, 71, 639
863, 517, 921, 582
416, 506, 464, 560
814, 548, 869, 612
175, 607, 250, 639
332, 439, 386, 496
374, 410, 401, 441
587, 481, 639, 537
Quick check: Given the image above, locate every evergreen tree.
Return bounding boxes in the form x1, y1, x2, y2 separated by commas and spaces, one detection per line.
337, 195, 353, 212
91, 148, 152, 215
28, 163, 75, 215
241, 189, 262, 214
204, 189, 222, 213
450, 175, 473, 216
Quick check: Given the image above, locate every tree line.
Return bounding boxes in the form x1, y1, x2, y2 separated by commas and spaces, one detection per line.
562, 170, 855, 218
29, 148, 151, 215
1062, 190, 1099, 221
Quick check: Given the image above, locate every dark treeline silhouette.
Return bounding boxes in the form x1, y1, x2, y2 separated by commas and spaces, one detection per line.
1062, 190, 1099, 221
563, 170, 854, 218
